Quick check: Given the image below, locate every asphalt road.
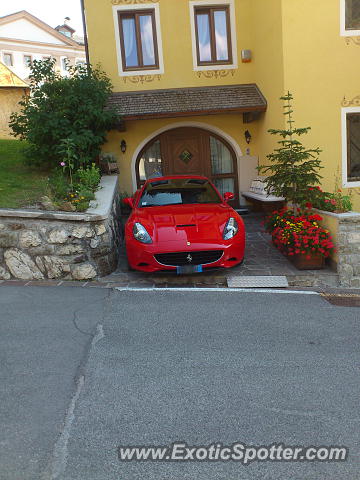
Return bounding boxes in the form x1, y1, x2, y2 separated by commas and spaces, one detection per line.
0, 286, 359, 479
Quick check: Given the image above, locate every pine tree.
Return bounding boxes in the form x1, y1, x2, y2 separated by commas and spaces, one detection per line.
259, 92, 323, 212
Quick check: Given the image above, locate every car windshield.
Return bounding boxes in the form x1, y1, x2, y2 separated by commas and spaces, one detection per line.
138, 178, 222, 208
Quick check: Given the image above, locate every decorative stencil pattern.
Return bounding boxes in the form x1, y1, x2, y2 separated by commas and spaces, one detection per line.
122, 74, 162, 85
112, 0, 159, 4
345, 37, 360, 46
196, 70, 236, 79
342, 95, 360, 107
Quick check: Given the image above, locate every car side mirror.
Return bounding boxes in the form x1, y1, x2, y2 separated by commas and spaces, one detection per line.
223, 192, 234, 202
123, 197, 134, 209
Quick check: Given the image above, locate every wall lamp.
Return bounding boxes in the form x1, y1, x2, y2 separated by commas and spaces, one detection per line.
120, 139, 127, 153
244, 130, 252, 144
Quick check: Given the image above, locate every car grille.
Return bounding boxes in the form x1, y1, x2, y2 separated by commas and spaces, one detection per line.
154, 250, 223, 267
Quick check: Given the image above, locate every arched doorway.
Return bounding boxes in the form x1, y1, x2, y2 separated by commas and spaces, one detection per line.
135, 127, 239, 206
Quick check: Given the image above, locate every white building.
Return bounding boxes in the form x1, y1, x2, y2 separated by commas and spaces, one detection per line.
0, 10, 86, 81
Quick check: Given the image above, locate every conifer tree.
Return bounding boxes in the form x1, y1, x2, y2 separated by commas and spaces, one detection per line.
259, 92, 323, 212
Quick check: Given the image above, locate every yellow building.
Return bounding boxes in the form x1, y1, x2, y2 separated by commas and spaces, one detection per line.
83, 0, 360, 210
0, 61, 28, 138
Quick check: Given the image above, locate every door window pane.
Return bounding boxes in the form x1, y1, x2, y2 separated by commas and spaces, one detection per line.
214, 10, 229, 61
140, 15, 156, 66
214, 178, 235, 196
122, 17, 139, 67
347, 114, 360, 181
138, 140, 163, 181
210, 136, 233, 174
196, 13, 212, 62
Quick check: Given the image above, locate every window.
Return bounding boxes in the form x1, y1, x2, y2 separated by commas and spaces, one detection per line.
118, 9, 158, 71
345, 0, 360, 30
194, 6, 232, 65
346, 113, 360, 182
23, 55, 32, 67
3, 53, 13, 67
210, 136, 236, 196
61, 57, 68, 71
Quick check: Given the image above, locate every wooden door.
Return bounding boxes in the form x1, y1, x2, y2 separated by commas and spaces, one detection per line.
161, 127, 211, 178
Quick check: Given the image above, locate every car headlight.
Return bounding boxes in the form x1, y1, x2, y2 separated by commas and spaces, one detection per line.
223, 217, 238, 240
133, 223, 152, 244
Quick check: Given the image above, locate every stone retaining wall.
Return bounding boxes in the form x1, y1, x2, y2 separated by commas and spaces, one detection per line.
317, 210, 360, 288
0, 176, 121, 281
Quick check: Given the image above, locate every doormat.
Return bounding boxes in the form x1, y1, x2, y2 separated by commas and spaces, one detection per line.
227, 276, 289, 288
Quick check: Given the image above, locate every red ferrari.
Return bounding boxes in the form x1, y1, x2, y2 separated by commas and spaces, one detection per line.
124, 176, 245, 274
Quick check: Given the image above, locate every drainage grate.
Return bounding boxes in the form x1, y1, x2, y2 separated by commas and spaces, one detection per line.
227, 276, 289, 288
321, 294, 360, 307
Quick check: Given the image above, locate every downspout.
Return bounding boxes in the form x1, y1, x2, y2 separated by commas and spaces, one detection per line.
80, 0, 90, 69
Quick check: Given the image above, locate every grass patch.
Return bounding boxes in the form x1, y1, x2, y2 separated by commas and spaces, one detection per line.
0, 139, 50, 208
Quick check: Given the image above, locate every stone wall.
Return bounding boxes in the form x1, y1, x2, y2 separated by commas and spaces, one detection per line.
317, 210, 360, 288
337, 215, 360, 288
0, 176, 122, 281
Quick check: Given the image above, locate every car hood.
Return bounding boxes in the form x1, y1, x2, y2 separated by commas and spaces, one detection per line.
131, 204, 236, 244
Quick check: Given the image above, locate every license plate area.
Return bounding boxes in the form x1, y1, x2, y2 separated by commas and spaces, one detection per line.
176, 265, 203, 274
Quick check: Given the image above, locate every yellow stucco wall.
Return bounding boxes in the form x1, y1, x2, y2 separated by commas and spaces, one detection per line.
84, 0, 360, 210
281, 0, 360, 211
84, 0, 256, 91
316, 211, 340, 264
0, 88, 25, 139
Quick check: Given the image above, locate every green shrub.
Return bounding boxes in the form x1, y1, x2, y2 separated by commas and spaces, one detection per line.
48, 169, 70, 201
76, 163, 101, 192
10, 58, 119, 169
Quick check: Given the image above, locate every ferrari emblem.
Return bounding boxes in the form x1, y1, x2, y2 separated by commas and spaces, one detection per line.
187, 241, 191, 246
186, 254, 193, 264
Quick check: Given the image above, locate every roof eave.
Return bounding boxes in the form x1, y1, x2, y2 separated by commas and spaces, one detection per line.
118, 105, 267, 121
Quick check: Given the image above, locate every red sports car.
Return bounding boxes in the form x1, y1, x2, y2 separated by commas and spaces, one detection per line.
124, 176, 245, 274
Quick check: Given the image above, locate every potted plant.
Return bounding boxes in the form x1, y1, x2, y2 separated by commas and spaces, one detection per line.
99, 153, 119, 175
264, 208, 335, 270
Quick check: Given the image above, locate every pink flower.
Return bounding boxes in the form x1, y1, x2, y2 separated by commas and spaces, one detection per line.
60, 162, 66, 167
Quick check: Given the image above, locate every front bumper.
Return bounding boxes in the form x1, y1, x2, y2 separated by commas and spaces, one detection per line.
126, 238, 245, 273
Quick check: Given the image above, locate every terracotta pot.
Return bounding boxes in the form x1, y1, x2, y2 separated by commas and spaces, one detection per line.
288, 253, 325, 270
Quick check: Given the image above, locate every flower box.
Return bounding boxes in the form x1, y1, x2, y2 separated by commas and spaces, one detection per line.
265, 208, 335, 271
289, 252, 325, 270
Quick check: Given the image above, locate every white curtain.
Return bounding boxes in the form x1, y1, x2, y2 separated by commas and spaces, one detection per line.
139, 140, 163, 180
214, 11, 229, 61
197, 14, 211, 62
122, 18, 138, 67
214, 178, 235, 196
210, 136, 233, 175
140, 15, 155, 66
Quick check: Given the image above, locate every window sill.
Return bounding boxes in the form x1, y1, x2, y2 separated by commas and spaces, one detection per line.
343, 180, 360, 188
341, 29, 360, 36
